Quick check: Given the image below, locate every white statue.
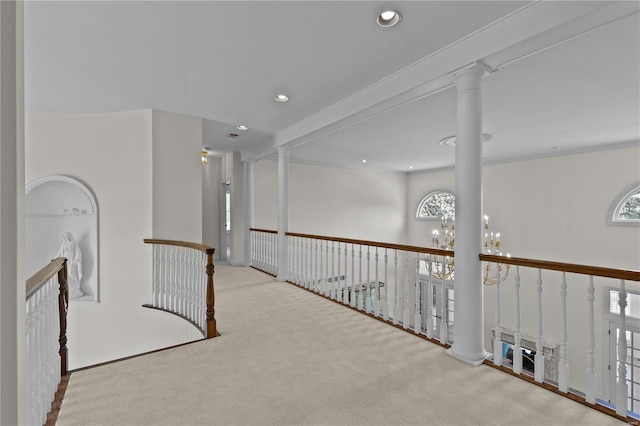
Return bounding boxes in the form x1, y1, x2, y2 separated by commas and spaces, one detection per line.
57, 232, 84, 299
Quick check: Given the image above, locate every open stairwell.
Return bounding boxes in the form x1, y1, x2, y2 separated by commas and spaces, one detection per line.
54, 266, 624, 425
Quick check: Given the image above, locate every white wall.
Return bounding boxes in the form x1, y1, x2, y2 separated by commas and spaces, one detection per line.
26, 110, 203, 369
254, 159, 408, 244
152, 110, 202, 242
229, 152, 244, 264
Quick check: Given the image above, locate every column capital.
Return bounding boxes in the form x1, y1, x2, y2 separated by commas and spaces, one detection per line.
277, 146, 291, 156
242, 159, 255, 168
452, 62, 493, 92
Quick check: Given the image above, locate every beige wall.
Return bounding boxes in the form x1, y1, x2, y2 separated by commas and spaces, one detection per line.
26, 110, 203, 369
254, 159, 408, 244
152, 110, 202, 242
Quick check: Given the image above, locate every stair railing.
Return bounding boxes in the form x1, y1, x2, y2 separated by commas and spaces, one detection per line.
26, 257, 68, 426
143, 239, 217, 339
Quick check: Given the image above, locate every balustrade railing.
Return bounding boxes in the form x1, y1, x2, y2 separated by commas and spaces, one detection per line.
250, 228, 278, 276
481, 253, 640, 418
143, 239, 217, 339
26, 257, 68, 426
285, 232, 454, 344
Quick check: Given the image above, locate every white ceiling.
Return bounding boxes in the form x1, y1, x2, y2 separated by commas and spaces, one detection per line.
24, 1, 640, 173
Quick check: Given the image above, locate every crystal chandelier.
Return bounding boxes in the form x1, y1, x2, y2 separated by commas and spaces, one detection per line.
430, 215, 510, 285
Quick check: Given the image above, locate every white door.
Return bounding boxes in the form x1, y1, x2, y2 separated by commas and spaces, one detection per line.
609, 321, 640, 415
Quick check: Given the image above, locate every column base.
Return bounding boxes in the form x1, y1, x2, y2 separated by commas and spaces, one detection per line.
445, 347, 491, 366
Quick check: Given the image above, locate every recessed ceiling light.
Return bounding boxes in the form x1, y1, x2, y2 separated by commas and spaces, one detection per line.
362, 159, 367, 163
275, 94, 289, 102
409, 166, 414, 169
236, 125, 248, 131
439, 134, 492, 147
377, 10, 401, 27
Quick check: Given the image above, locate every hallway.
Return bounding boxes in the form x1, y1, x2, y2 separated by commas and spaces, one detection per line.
56, 266, 622, 425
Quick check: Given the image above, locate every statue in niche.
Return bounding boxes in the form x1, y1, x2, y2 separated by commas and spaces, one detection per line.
57, 232, 84, 299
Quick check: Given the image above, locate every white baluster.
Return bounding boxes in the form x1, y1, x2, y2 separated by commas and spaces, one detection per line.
558, 272, 569, 393
403, 252, 410, 329
535, 269, 545, 383
325, 240, 330, 296
617, 280, 629, 417
375, 248, 380, 316
152, 245, 159, 306
439, 254, 448, 344
383, 249, 389, 321
585, 276, 596, 403
493, 265, 503, 366
367, 246, 372, 312
426, 255, 434, 339
343, 243, 348, 303
337, 243, 342, 302
393, 250, 399, 324
358, 245, 363, 310
332, 241, 336, 299
414, 253, 421, 333
351, 244, 356, 307
314, 239, 319, 292
513, 266, 523, 375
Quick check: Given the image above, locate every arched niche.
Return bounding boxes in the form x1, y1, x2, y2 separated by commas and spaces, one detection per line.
26, 175, 99, 302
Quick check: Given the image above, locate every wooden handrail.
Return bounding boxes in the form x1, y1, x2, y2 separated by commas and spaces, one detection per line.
143, 238, 215, 255
249, 228, 278, 234
26, 257, 67, 299
480, 253, 640, 282
284, 231, 455, 257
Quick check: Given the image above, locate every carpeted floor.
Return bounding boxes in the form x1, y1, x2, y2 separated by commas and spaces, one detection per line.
56, 266, 623, 425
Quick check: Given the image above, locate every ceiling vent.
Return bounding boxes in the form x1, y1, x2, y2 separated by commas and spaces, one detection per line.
227, 133, 239, 139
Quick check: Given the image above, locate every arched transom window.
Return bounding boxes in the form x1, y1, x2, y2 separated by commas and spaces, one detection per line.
613, 185, 640, 223
416, 190, 455, 220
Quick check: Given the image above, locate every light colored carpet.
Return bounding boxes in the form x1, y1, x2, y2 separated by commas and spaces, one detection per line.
56, 266, 622, 425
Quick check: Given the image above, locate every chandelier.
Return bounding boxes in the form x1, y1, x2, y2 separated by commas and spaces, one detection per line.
430, 215, 510, 285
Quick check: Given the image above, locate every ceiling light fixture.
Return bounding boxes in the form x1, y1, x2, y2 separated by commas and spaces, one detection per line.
201, 150, 208, 165
362, 159, 367, 163
377, 10, 401, 27
237, 125, 248, 131
439, 134, 492, 147
275, 94, 289, 102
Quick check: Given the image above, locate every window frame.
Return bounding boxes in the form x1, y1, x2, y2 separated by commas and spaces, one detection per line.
610, 183, 640, 226
415, 190, 455, 221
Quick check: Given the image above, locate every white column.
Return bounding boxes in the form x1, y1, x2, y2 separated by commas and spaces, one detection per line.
1, 1, 24, 423
276, 147, 290, 281
243, 160, 254, 266
446, 62, 490, 366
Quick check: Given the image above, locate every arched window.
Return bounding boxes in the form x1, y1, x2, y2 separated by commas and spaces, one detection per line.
612, 185, 640, 224
416, 190, 455, 220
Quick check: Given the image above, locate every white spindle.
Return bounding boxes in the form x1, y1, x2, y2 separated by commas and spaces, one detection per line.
403, 252, 410, 329
332, 241, 336, 299
351, 245, 356, 307
585, 275, 596, 403
558, 272, 569, 393
535, 269, 545, 383
414, 254, 421, 334
513, 266, 523, 375
426, 255, 434, 339
367, 246, 372, 313
383, 249, 389, 321
393, 250, 399, 324
375, 248, 380, 316
493, 265, 503, 366
358, 245, 363, 310
343, 243, 348, 303
439, 255, 448, 344
337, 243, 342, 302
616, 280, 629, 417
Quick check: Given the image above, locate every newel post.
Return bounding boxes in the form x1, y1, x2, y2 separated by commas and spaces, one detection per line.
205, 248, 217, 338
57, 259, 69, 376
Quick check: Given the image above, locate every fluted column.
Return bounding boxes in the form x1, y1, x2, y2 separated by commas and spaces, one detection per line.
277, 147, 290, 281
445, 62, 490, 366
243, 160, 254, 266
